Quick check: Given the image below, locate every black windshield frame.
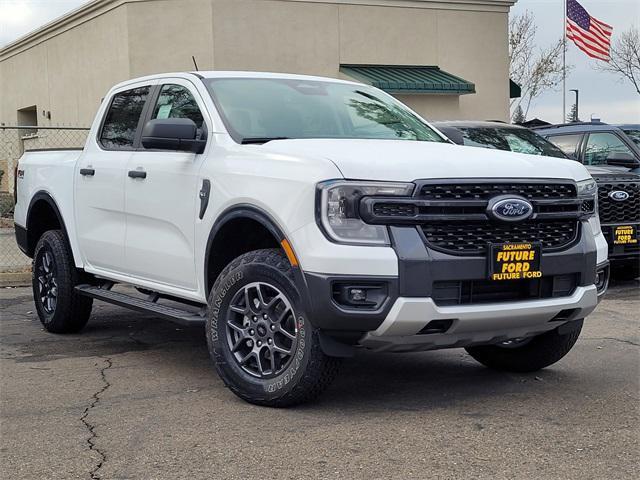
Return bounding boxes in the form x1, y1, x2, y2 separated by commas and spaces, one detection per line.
622, 129, 640, 148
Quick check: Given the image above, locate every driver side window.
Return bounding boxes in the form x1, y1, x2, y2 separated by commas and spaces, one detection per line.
151, 84, 204, 131
584, 133, 634, 165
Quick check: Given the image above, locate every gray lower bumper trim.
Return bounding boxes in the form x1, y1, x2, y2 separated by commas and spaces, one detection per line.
360, 285, 598, 352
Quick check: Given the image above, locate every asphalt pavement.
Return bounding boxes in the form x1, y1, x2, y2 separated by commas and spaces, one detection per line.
1, 282, 638, 480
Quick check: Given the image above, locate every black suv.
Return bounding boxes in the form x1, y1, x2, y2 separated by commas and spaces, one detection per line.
433, 121, 640, 279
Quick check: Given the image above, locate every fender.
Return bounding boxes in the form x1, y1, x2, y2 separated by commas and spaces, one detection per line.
25, 191, 70, 257
205, 204, 289, 286
204, 204, 314, 322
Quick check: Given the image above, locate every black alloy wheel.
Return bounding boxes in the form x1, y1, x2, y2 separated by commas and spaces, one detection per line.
225, 281, 298, 378
35, 247, 58, 314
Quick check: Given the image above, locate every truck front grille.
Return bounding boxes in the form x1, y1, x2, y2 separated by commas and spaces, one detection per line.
421, 220, 579, 255
361, 180, 586, 257
594, 177, 640, 224
432, 274, 578, 306
419, 182, 576, 200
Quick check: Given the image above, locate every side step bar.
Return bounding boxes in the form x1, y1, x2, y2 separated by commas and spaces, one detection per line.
75, 285, 206, 326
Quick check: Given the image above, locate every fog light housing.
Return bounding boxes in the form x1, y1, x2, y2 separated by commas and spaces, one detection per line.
595, 264, 609, 295
332, 282, 388, 309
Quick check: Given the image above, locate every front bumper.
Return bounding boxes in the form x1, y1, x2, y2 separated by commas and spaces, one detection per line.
300, 220, 606, 349
360, 285, 598, 352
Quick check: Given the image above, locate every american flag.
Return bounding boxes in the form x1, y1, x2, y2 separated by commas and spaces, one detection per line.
566, 0, 613, 62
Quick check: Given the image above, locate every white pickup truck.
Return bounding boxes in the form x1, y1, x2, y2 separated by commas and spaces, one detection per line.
14, 71, 609, 406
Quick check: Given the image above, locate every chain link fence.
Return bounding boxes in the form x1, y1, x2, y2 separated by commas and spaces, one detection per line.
0, 126, 89, 277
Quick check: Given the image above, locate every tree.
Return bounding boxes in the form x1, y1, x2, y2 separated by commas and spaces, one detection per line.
512, 105, 525, 124
509, 11, 568, 119
566, 103, 580, 123
595, 26, 640, 95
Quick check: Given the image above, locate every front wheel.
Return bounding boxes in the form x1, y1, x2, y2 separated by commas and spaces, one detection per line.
465, 323, 583, 373
32, 230, 93, 333
206, 249, 340, 407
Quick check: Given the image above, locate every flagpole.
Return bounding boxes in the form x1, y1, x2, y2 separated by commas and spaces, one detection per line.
563, 0, 567, 123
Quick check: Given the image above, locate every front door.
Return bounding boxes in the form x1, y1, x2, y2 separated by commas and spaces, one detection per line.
582, 132, 638, 166
75, 84, 152, 274
123, 80, 209, 290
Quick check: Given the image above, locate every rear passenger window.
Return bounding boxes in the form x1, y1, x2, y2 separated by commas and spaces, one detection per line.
545, 134, 582, 159
151, 84, 204, 130
100, 86, 150, 149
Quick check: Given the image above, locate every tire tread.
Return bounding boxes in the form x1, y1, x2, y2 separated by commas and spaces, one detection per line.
32, 230, 92, 333
208, 248, 340, 407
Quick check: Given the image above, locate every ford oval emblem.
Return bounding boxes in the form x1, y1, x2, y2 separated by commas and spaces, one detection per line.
609, 190, 630, 202
489, 197, 534, 222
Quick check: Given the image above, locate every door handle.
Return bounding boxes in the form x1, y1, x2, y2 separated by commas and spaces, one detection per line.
128, 170, 147, 179
79, 168, 95, 176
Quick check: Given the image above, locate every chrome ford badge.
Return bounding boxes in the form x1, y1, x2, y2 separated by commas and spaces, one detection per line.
489, 197, 534, 222
609, 190, 630, 202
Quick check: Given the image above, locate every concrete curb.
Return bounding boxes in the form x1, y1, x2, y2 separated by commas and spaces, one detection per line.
0, 272, 31, 287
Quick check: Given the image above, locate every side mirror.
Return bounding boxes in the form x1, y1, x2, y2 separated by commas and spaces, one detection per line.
606, 152, 640, 168
141, 118, 206, 154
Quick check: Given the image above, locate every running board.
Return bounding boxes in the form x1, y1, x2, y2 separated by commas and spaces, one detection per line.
75, 285, 206, 326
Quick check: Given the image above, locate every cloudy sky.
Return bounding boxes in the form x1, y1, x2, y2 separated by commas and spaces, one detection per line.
0, 0, 638, 123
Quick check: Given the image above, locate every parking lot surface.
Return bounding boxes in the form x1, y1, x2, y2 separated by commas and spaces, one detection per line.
1, 282, 638, 480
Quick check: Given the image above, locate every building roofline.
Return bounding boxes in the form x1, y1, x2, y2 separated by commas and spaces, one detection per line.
0, 0, 517, 62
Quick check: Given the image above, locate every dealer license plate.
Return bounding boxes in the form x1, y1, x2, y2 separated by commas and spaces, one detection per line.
612, 225, 638, 245
489, 242, 542, 281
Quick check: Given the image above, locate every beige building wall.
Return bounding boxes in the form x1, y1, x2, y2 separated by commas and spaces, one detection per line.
0, 0, 515, 127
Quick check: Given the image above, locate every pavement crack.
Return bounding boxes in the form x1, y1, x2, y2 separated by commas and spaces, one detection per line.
589, 337, 640, 347
80, 357, 113, 480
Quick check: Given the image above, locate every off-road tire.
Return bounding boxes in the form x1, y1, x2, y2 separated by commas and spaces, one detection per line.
206, 248, 341, 407
32, 230, 93, 333
465, 324, 583, 373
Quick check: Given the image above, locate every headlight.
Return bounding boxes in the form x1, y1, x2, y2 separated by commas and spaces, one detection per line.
576, 179, 597, 197
317, 180, 414, 245
576, 178, 598, 217
576, 179, 600, 233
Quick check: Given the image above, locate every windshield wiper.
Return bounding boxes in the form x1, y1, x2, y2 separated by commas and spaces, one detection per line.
241, 137, 290, 144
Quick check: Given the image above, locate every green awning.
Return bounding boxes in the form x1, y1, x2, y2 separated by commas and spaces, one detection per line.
510, 79, 521, 98
340, 64, 475, 95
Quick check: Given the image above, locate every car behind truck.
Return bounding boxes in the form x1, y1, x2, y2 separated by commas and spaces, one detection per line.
434, 120, 640, 280
14, 72, 609, 406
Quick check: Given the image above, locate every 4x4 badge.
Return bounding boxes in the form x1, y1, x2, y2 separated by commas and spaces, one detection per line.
609, 190, 630, 202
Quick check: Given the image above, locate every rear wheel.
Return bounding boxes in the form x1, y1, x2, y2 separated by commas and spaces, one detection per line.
32, 230, 93, 333
465, 323, 582, 373
206, 248, 340, 407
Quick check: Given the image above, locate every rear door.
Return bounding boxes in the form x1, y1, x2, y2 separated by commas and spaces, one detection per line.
75, 82, 153, 274
122, 79, 210, 290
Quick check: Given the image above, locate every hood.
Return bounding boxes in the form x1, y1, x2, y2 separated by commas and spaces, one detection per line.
587, 165, 640, 177
260, 139, 592, 182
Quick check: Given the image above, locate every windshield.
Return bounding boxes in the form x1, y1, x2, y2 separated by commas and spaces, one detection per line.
457, 127, 567, 158
203, 78, 445, 144
622, 129, 640, 148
